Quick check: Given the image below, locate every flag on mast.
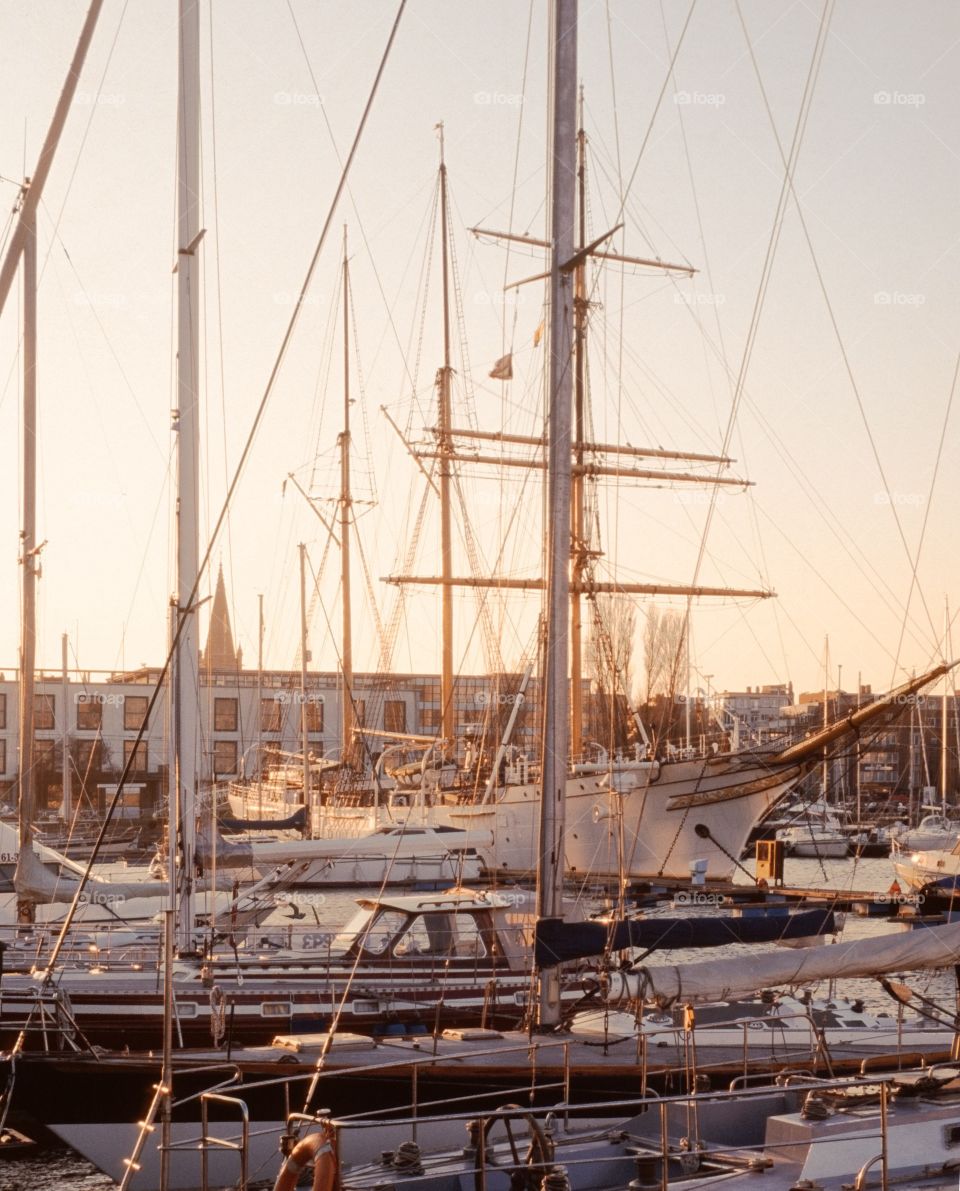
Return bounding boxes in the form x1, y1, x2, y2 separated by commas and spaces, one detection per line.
489, 353, 513, 380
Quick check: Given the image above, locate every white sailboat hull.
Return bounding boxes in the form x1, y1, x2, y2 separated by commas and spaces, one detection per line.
303, 754, 804, 882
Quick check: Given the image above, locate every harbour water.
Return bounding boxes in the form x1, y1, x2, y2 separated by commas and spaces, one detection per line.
0, 853, 952, 1190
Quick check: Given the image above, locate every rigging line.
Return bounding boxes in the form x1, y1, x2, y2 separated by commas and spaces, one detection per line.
404, 180, 440, 435
611, 0, 698, 243
207, 1, 238, 649
37, 200, 165, 459
36, 0, 131, 297
660, 0, 834, 702
734, 0, 941, 672
888, 349, 960, 670
38, 0, 409, 980
283, 0, 418, 398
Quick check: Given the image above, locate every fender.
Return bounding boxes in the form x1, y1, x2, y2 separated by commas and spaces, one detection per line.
274, 1125, 338, 1191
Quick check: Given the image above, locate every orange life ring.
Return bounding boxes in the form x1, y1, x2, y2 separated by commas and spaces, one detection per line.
273, 1125, 338, 1191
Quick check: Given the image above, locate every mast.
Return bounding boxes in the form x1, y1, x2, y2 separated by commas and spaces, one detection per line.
173, 0, 201, 952
570, 89, 587, 758
537, 0, 577, 1029
942, 596, 950, 816
61, 633, 72, 822
821, 635, 829, 802
0, 1, 105, 317
340, 229, 355, 761
299, 543, 311, 827
257, 592, 264, 820
437, 126, 455, 748
16, 193, 39, 925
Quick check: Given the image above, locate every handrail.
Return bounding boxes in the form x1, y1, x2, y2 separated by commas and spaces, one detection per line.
199, 1091, 249, 1191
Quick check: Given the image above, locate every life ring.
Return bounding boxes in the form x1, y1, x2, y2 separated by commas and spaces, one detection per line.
273, 1125, 338, 1191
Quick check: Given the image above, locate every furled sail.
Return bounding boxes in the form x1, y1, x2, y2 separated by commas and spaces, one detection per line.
605, 919, 960, 1006
535, 908, 835, 967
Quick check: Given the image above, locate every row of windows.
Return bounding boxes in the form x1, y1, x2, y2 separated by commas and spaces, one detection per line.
18, 737, 239, 778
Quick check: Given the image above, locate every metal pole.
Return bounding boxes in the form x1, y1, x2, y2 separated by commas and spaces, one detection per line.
536, 0, 577, 1030
942, 597, 950, 815
299, 544, 311, 831
257, 592, 264, 820
0, 1, 105, 318
173, 0, 201, 954
15, 194, 39, 926
61, 634, 72, 821
160, 908, 174, 1191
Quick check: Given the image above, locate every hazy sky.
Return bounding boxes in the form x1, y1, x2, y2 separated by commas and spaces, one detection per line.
0, 1, 957, 699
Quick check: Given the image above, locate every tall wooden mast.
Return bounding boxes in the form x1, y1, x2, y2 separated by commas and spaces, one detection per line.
570, 90, 588, 757
340, 229, 355, 760
437, 125, 455, 747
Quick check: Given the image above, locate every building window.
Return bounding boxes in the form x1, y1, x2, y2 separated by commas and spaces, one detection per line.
214, 697, 238, 732
33, 738, 56, 769
34, 693, 55, 730
124, 695, 148, 732
0, 739, 6, 773
351, 699, 364, 729
260, 698, 282, 733
213, 739, 238, 777
384, 700, 406, 733
76, 694, 103, 731
74, 739, 102, 779
419, 683, 441, 703
421, 708, 440, 730
123, 738, 148, 774
0, 692, 5, 730
303, 697, 324, 734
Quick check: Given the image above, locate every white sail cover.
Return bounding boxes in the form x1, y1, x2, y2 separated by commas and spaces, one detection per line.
606, 920, 960, 1006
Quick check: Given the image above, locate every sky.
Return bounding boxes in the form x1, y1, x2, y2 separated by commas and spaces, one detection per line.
0, 0, 957, 701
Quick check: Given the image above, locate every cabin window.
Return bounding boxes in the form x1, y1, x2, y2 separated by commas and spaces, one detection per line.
123, 738, 148, 774
214, 697, 238, 732
384, 700, 406, 733
944, 1123, 960, 1148
123, 695, 148, 731
261, 698, 282, 733
75, 694, 103, 731
176, 1001, 199, 1018
34, 693, 55, 730
213, 739, 238, 777
361, 910, 406, 955
260, 1002, 291, 1018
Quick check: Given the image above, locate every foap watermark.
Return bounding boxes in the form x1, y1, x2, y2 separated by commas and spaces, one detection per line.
75, 692, 127, 707
893, 693, 926, 707
873, 90, 925, 107
874, 491, 924, 507
674, 890, 725, 906
274, 90, 322, 107
674, 490, 727, 507
674, 291, 726, 307
277, 891, 327, 908
473, 91, 523, 107
267, 692, 325, 706
674, 90, 726, 107
475, 692, 525, 707
874, 291, 925, 306
76, 90, 125, 107
73, 291, 127, 309
272, 290, 322, 308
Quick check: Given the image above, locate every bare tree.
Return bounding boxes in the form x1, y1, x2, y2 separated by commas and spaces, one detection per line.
586, 595, 637, 749
643, 607, 687, 702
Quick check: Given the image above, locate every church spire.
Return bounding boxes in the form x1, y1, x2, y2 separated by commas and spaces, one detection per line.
201, 564, 241, 671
